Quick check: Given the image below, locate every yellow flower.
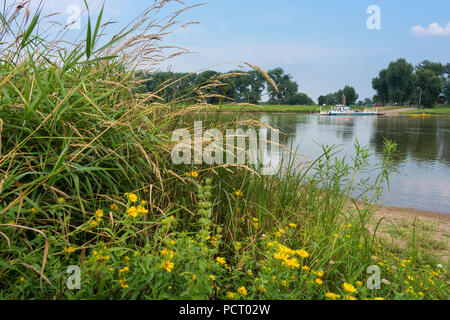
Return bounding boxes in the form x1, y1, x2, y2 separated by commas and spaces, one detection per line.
119, 267, 130, 273
127, 206, 138, 217
191, 171, 199, 178
91, 220, 98, 227
274, 252, 289, 261
185, 172, 191, 177
234, 190, 243, 197
95, 209, 104, 218
209, 275, 216, 281
281, 280, 287, 287
128, 193, 138, 203
119, 279, 129, 288
110, 203, 118, 210
216, 257, 226, 265
30, 208, 38, 213
283, 257, 300, 269
136, 205, 149, 215
64, 246, 75, 254
237, 286, 247, 296
342, 282, 357, 293
58, 197, 65, 204
374, 297, 384, 300
289, 223, 297, 228
325, 292, 340, 300
302, 266, 310, 271
191, 274, 197, 280
267, 242, 274, 247
275, 232, 282, 238
356, 281, 363, 287
316, 278, 323, 285
258, 287, 267, 294
253, 217, 259, 222
162, 261, 174, 273
296, 249, 310, 258
344, 295, 357, 300
317, 271, 324, 277
20, 277, 25, 282
227, 292, 236, 299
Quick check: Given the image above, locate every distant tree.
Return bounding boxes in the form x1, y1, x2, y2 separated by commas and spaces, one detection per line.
196, 70, 222, 104
343, 85, 359, 105
416, 60, 444, 77
288, 93, 315, 105
318, 95, 327, 105
363, 98, 373, 105
414, 68, 444, 107
385, 59, 415, 105
267, 68, 299, 104
372, 69, 389, 105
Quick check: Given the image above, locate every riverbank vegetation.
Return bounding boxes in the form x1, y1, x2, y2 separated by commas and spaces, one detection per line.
210, 104, 321, 113
402, 105, 450, 115
373, 59, 449, 107
0, 1, 447, 300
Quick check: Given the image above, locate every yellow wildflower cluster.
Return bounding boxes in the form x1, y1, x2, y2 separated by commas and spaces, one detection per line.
272, 243, 309, 270
186, 171, 199, 178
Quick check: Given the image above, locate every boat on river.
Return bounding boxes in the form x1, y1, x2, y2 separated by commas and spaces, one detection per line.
320, 105, 382, 116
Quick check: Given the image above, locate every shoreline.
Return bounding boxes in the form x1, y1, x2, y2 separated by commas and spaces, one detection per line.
375, 204, 450, 222
206, 105, 450, 115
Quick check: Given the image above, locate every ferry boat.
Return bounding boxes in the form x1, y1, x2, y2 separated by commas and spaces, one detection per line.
320, 105, 382, 116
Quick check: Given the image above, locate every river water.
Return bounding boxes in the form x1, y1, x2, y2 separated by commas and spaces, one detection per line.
258, 114, 450, 213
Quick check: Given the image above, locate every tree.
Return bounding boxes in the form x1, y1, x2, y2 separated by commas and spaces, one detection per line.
385, 58, 415, 105
318, 95, 327, 105
267, 68, 299, 104
416, 60, 444, 77
372, 69, 389, 105
288, 93, 315, 105
414, 68, 444, 107
342, 85, 359, 105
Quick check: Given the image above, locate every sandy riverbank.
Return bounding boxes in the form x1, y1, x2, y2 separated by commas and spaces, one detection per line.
370, 205, 449, 263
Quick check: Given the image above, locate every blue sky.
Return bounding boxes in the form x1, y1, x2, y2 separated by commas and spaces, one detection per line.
35, 0, 450, 101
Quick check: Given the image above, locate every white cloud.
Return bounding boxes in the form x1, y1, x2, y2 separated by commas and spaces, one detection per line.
412, 22, 450, 36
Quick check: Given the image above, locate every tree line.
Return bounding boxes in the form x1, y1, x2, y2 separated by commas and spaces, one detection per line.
138, 58, 449, 107
138, 68, 315, 105
372, 59, 450, 107
317, 86, 359, 106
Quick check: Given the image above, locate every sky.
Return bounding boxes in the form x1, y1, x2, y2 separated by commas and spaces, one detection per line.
21, 0, 450, 102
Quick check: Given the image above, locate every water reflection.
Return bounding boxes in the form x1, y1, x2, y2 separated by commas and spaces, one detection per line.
260, 114, 450, 213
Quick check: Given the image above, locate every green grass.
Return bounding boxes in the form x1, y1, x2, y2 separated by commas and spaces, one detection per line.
402, 105, 450, 115
211, 104, 322, 113
0, 1, 448, 300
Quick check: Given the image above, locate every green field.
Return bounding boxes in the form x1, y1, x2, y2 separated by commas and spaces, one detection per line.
402, 105, 450, 115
